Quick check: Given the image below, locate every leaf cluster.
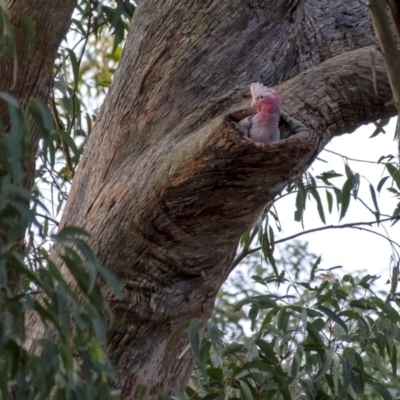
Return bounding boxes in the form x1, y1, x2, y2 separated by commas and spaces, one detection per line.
180, 246, 400, 400
0, 96, 121, 399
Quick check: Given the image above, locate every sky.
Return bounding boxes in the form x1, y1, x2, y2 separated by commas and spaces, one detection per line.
273, 117, 399, 285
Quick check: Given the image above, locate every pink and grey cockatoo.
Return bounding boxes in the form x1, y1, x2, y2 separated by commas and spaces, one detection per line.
238, 82, 280, 145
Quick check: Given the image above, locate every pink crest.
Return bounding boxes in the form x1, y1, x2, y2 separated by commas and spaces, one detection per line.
250, 82, 279, 107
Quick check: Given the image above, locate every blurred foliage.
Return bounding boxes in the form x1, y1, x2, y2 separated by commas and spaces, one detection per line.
178, 245, 400, 400
0, 0, 134, 398
0, 94, 121, 398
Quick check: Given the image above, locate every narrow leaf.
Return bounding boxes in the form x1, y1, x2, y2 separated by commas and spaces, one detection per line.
294, 181, 306, 223
240, 380, 254, 400
310, 256, 321, 280
386, 164, 400, 190
309, 186, 326, 223
66, 48, 79, 90
189, 318, 200, 361
340, 177, 352, 220
377, 176, 389, 192
326, 190, 333, 214
370, 382, 394, 400
19, 13, 36, 54
317, 305, 348, 333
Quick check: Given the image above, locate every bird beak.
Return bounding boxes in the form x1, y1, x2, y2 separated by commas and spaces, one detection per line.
251, 99, 256, 107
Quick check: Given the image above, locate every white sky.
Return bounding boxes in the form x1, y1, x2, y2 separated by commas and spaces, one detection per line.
273, 117, 399, 285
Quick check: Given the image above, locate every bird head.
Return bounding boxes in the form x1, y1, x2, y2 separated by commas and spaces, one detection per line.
250, 82, 280, 108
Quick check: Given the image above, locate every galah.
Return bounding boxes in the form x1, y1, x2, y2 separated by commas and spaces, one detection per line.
238, 82, 280, 145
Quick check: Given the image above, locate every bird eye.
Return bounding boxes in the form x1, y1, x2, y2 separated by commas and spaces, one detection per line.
260, 95, 264, 99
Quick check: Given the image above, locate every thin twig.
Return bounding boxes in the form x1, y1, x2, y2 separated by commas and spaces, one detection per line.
324, 149, 388, 165
274, 218, 398, 247
50, 95, 75, 178
232, 217, 400, 268
231, 227, 259, 270
35, 213, 60, 226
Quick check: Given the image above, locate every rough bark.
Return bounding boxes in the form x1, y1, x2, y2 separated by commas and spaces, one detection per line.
387, 0, 400, 39
0, 0, 76, 190
25, 0, 395, 398
370, 0, 400, 113
0, 0, 76, 291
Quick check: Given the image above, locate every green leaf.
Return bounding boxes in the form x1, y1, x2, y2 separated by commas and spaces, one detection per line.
97, 264, 122, 298
317, 305, 348, 333
199, 340, 211, 374
340, 176, 352, 220
54, 129, 80, 158
221, 343, 246, 356
256, 340, 278, 365
377, 176, 389, 192
240, 227, 251, 248
317, 171, 342, 185
112, 20, 125, 54
349, 299, 370, 309
66, 48, 79, 90
111, 0, 124, 27
369, 184, 380, 220
206, 367, 223, 382
306, 322, 325, 347
0, 3, 16, 61
201, 394, 220, 400
239, 380, 253, 400
352, 173, 360, 199
370, 382, 394, 400
310, 256, 321, 280
290, 352, 301, 378
309, 186, 326, 224
390, 343, 397, 378
358, 274, 378, 289
19, 13, 36, 54
260, 226, 278, 279
326, 190, 333, 214
314, 350, 333, 380
294, 180, 306, 223
392, 201, 400, 218
54, 226, 90, 241
249, 305, 259, 331
366, 347, 388, 379
342, 359, 351, 389
169, 320, 190, 343
344, 163, 353, 179
207, 321, 220, 351
333, 187, 342, 211
387, 164, 400, 190
189, 318, 200, 361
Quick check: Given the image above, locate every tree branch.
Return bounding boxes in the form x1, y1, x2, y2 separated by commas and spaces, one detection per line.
369, 0, 400, 163
387, 0, 400, 40
232, 217, 400, 268
369, 0, 400, 112
274, 217, 398, 247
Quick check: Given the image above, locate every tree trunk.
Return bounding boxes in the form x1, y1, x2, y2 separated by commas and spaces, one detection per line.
0, 0, 76, 291
24, 0, 396, 398
0, 0, 76, 190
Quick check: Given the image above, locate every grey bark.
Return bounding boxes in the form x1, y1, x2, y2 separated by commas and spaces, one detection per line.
0, 0, 76, 190
23, 0, 395, 398
0, 0, 76, 291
